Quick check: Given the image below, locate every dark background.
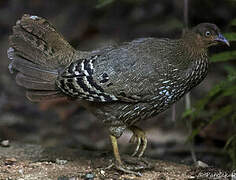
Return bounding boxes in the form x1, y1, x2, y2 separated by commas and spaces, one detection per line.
0, 0, 235, 169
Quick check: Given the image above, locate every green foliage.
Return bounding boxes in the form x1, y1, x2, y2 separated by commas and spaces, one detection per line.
96, 0, 115, 8
224, 33, 236, 41
183, 22, 236, 168
210, 33, 236, 63
230, 19, 236, 27
210, 51, 236, 62
225, 134, 236, 169
96, 0, 146, 8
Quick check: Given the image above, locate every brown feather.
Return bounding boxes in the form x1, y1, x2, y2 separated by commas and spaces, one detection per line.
16, 73, 57, 90
8, 14, 78, 101
26, 90, 64, 102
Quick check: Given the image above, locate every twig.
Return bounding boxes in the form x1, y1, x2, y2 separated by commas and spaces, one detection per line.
184, 0, 189, 29
183, 0, 197, 164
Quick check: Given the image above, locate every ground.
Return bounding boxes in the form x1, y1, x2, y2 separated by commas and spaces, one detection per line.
0, 142, 234, 180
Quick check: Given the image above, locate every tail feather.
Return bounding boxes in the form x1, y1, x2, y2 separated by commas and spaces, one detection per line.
16, 73, 57, 91
10, 26, 49, 67
9, 52, 57, 81
10, 14, 76, 68
26, 90, 64, 102
8, 14, 77, 101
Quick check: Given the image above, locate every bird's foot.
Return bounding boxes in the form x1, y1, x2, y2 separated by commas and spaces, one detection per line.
105, 161, 142, 176
129, 126, 147, 157
105, 157, 152, 176
108, 133, 151, 176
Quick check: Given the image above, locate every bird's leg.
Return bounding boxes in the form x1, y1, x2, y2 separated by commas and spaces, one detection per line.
110, 135, 122, 165
129, 126, 147, 157
108, 135, 142, 176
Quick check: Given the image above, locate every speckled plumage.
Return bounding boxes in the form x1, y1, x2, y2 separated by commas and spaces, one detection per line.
8, 14, 229, 174
73, 37, 209, 137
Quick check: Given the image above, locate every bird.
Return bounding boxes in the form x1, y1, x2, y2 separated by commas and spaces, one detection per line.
8, 14, 229, 175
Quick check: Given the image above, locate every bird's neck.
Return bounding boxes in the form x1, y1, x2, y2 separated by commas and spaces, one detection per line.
181, 31, 207, 58
176, 32, 209, 87
167, 33, 208, 72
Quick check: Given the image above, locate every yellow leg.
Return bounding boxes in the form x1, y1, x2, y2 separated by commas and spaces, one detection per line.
110, 135, 122, 165
129, 126, 147, 157
109, 135, 142, 176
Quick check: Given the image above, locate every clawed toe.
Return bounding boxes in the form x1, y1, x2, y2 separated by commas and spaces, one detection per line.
104, 156, 153, 176
105, 162, 142, 176
109, 130, 149, 176
129, 126, 147, 157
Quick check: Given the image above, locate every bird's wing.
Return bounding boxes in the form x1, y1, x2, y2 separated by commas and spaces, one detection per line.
57, 38, 170, 103
56, 55, 120, 102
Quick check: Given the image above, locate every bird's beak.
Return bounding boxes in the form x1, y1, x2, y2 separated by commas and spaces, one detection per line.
215, 33, 230, 47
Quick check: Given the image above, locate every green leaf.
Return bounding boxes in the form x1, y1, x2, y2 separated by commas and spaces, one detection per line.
225, 66, 236, 82
224, 134, 236, 149
195, 82, 223, 108
186, 126, 202, 142
230, 19, 236, 26
210, 51, 236, 62
224, 65, 236, 75
224, 33, 236, 41
182, 108, 194, 119
209, 105, 233, 125
184, 78, 234, 119
232, 112, 236, 123
96, 0, 115, 8
221, 86, 236, 97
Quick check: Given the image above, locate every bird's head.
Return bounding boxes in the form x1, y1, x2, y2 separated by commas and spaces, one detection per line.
192, 23, 230, 48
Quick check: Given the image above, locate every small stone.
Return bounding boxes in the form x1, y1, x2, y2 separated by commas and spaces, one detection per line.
158, 174, 166, 180
18, 169, 24, 175
1, 140, 10, 147
57, 176, 70, 180
5, 158, 17, 165
56, 158, 68, 165
68, 177, 77, 180
195, 160, 209, 168
100, 169, 105, 176
84, 173, 94, 180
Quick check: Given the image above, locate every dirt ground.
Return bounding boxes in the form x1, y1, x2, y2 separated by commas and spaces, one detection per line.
0, 142, 234, 180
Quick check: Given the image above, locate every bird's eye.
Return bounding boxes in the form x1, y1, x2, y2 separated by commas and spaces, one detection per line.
205, 31, 211, 37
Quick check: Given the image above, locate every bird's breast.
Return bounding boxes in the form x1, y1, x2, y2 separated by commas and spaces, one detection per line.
114, 55, 209, 126
152, 55, 209, 107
